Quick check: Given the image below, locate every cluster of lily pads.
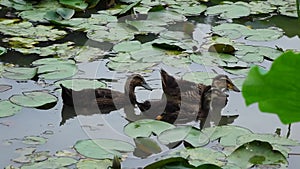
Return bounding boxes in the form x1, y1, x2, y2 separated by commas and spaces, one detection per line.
5, 119, 299, 168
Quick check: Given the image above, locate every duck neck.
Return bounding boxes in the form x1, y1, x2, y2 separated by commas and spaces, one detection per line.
124, 78, 137, 105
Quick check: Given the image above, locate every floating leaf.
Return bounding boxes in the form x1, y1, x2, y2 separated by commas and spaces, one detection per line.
182, 71, 217, 85
227, 141, 288, 168
56, 8, 75, 19
144, 157, 198, 169
0, 84, 12, 93
0, 100, 22, 118
202, 125, 253, 147
22, 136, 47, 145
169, 3, 207, 16
107, 61, 156, 72
77, 159, 112, 169
59, 0, 88, 10
2, 67, 37, 80
21, 157, 77, 169
158, 126, 209, 147
206, 4, 250, 19
74, 139, 134, 159
0, 46, 7, 55
175, 147, 226, 167
237, 133, 299, 146
134, 137, 162, 158
208, 43, 235, 54
119, 0, 142, 15
55, 79, 107, 91
235, 1, 276, 14
32, 58, 78, 80
113, 41, 142, 52
213, 23, 283, 41
124, 119, 175, 138
9, 91, 58, 108
242, 51, 300, 124
13, 148, 50, 164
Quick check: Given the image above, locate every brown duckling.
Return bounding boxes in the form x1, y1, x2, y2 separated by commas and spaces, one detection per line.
60, 74, 152, 113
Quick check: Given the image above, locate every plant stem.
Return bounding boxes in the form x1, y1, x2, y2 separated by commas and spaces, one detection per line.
286, 124, 291, 138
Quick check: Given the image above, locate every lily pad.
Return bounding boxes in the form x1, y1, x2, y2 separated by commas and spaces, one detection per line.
0, 46, 7, 55
206, 4, 251, 19
124, 119, 175, 138
242, 51, 300, 124
144, 157, 200, 169
202, 125, 253, 147
13, 148, 50, 163
22, 136, 47, 145
56, 8, 75, 19
59, 0, 88, 10
113, 40, 142, 52
237, 133, 299, 146
107, 61, 156, 72
55, 79, 107, 91
74, 138, 134, 159
134, 137, 162, 158
9, 91, 58, 108
227, 141, 288, 168
77, 159, 112, 169
158, 126, 209, 147
182, 71, 217, 85
169, 3, 207, 16
175, 147, 226, 166
21, 157, 77, 169
212, 23, 283, 41
0, 100, 22, 118
0, 84, 12, 93
32, 58, 78, 80
2, 67, 37, 80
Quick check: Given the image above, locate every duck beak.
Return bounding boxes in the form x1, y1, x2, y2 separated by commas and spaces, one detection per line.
142, 83, 153, 91
227, 83, 240, 92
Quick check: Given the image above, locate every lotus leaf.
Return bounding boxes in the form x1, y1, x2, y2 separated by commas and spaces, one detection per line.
175, 147, 226, 166
169, 3, 207, 16
202, 125, 252, 147
0, 20, 67, 42
59, 0, 88, 10
227, 141, 287, 168
158, 126, 209, 147
124, 119, 175, 138
242, 51, 300, 124
182, 71, 217, 85
213, 23, 283, 41
2, 67, 37, 80
0, 46, 7, 55
21, 157, 77, 169
0, 100, 22, 118
74, 139, 134, 159
206, 4, 250, 19
134, 137, 162, 158
9, 91, 57, 108
77, 159, 112, 169
55, 79, 107, 91
0, 84, 12, 93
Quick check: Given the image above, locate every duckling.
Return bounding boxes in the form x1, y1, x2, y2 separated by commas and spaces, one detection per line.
60, 74, 152, 113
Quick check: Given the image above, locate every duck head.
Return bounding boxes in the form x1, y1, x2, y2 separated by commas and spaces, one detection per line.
126, 74, 153, 91
211, 75, 240, 92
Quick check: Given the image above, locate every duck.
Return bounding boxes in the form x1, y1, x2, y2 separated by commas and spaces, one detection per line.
139, 69, 240, 124
60, 74, 152, 114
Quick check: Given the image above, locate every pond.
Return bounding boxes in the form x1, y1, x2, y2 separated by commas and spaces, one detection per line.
0, 0, 300, 168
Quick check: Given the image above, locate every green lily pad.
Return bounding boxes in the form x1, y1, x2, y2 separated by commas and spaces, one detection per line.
175, 147, 226, 167
72, 46, 106, 62
77, 159, 112, 169
59, 0, 88, 10
107, 61, 156, 72
212, 23, 283, 41
74, 139, 134, 159
21, 157, 77, 169
0, 20, 67, 42
113, 40, 142, 52
0, 46, 7, 55
202, 125, 253, 147
13, 148, 50, 164
182, 71, 217, 85
134, 137, 162, 158
0, 0, 33, 10
55, 79, 107, 91
235, 1, 276, 14
2, 67, 37, 80
126, 20, 167, 34
144, 157, 200, 169
227, 141, 288, 168
32, 58, 77, 80
22, 136, 47, 145
169, 3, 207, 16
124, 119, 175, 138
119, 0, 142, 15
237, 133, 299, 146
56, 8, 75, 19
0, 84, 12, 93
242, 51, 300, 124
206, 4, 250, 19
9, 91, 58, 108
0, 100, 22, 118
158, 126, 209, 147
